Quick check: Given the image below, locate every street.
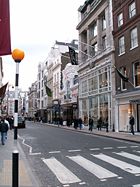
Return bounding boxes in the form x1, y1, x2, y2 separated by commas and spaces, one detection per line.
18, 121, 140, 187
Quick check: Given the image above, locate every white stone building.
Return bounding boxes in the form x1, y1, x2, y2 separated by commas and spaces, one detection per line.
77, 0, 115, 129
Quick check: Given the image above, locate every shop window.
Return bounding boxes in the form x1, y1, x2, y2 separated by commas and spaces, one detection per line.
99, 72, 108, 88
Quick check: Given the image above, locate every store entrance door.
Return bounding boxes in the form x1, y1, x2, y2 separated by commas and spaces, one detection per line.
137, 104, 140, 132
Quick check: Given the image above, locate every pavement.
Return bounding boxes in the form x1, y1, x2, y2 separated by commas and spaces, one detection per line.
0, 130, 39, 187
0, 122, 140, 187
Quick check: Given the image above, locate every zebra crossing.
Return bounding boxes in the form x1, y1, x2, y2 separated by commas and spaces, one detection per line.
42, 150, 140, 186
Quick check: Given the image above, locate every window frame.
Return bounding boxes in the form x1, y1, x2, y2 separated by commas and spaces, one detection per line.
120, 66, 127, 91
133, 62, 140, 87
117, 12, 123, 27
129, 1, 136, 19
130, 27, 138, 50
118, 36, 125, 56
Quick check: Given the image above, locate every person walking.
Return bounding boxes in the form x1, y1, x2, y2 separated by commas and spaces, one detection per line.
0, 119, 9, 145
129, 114, 135, 135
97, 117, 102, 131
89, 116, 94, 132
105, 116, 109, 132
78, 117, 83, 130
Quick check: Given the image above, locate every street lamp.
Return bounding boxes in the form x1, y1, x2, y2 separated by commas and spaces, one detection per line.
12, 49, 25, 140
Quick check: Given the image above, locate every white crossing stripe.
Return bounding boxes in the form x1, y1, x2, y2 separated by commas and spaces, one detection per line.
90, 148, 100, 151
42, 157, 81, 184
92, 153, 140, 174
115, 152, 140, 162
133, 184, 140, 187
67, 155, 118, 179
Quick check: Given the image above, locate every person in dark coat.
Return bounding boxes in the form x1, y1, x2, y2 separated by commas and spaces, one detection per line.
0, 119, 9, 145
129, 114, 135, 135
73, 117, 78, 129
78, 118, 83, 130
89, 117, 94, 132
105, 116, 109, 132
97, 117, 102, 131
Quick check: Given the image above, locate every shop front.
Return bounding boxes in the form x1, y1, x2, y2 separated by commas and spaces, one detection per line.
115, 91, 140, 132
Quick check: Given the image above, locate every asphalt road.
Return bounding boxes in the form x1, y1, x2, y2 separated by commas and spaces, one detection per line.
18, 121, 140, 187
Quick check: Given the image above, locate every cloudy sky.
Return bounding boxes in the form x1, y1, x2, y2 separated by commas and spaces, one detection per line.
2, 0, 84, 90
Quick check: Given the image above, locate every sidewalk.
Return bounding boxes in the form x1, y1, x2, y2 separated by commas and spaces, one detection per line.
47, 123, 140, 143
0, 130, 39, 187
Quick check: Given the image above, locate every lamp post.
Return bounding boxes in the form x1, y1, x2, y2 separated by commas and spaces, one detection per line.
12, 49, 25, 140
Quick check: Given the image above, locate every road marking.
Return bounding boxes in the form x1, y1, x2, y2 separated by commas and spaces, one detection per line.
103, 147, 113, 150
114, 151, 140, 162
79, 182, 86, 185
133, 184, 140, 187
18, 135, 41, 155
68, 149, 81, 152
67, 155, 118, 179
130, 146, 139, 148
42, 157, 81, 184
117, 146, 127, 149
49, 151, 61, 154
90, 148, 100, 151
92, 153, 140, 174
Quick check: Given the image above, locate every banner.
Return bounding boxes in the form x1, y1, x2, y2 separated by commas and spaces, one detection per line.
0, 82, 8, 101
68, 46, 78, 65
0, 0, 11, 56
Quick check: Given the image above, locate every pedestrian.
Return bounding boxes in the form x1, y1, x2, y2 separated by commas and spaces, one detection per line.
73, 117, 78, 129
4, 117, 10, 139
97, 117, 102, 131
78, 117, 83, 130
89, 116, 93, 132
129, 114, 135, 135
0, 119, 9, 145
105, 116, 109, 132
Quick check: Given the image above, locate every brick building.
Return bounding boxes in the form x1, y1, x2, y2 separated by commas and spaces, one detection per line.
113, 0, 140, 131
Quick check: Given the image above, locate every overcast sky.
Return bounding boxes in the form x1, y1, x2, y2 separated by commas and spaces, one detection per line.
2, 0, 84, 91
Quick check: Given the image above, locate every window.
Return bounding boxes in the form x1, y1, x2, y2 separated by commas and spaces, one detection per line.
120, 67, 127, 90
118, 13, 123, 27
102, 13, 106, 30
90, 22, 97, 38
102, 36, 107, 50
99, 72, 108, 88
91, 43, 98, 56
82, 80, 87, 93
134, 62, 140, 87
130, 27, 138, 49
129, 1, 136, 18
118, 36, 125, 55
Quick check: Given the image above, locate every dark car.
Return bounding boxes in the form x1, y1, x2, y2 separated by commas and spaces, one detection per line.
17, 116, 25, 128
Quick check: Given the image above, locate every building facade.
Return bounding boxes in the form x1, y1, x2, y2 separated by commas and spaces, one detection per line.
77, 0, 115, 128
112, 0, 140, 132
28, 81, 37, 118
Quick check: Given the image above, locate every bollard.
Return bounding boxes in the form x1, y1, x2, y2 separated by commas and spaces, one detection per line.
12, 150, 19, 187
